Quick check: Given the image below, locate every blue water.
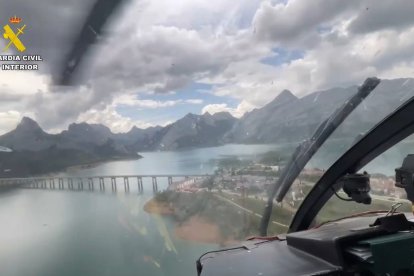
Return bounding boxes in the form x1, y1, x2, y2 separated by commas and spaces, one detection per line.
0, 140, 408, 276
62, 143, 281, 176
0, 144, 280, 276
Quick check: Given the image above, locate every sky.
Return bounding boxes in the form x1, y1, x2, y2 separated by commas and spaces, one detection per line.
1, 0, 414, 134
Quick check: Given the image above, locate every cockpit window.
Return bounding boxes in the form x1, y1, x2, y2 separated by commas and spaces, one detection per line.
1, 1, 414, 275
315, 134, 414, 225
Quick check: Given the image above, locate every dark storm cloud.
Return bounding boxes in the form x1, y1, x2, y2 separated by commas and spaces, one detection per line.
90, 25, 260, 95
153, 76, 191, 93
24, 86, 113, 129
2, 0, 256, 98
348, 0, 414, 34
0, 0, 96, 73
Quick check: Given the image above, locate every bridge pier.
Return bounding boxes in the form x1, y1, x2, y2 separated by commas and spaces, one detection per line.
3, 174, 211, 193
77, 178, 84, 190
111, 177, 117, 191
152, 177, 158, 192
99, 177, 105, 191
88, 178, 94, 191
68, 178, 74, 190
49, 179, 55, 189
137, 177, 143, 193
58, 178, 64, 189
123, 177, 130, 192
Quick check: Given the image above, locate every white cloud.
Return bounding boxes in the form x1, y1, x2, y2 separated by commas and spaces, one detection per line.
2, 0, 414, 134
113, 94, 203, 109
202, 100, 256, 118
185, 99, 204, 104
205, 5, 414, 103
114, 95, 181, 109
252, 0, 359, 45
119, 0, 261, 31
348, 0, 414, 34
76, 106, 154, 133
0, 111, 23, 135
0, 71, 50, 96
90, 24, 268, 97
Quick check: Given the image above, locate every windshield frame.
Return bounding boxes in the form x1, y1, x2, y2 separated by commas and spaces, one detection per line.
289, 94, 414, 233
259, 77, 380, 236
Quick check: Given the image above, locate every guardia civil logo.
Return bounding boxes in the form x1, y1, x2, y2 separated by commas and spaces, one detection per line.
1, 16, 42, 71
3, 15, 26, 52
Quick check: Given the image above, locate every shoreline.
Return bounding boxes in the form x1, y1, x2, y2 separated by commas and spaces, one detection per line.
144, 198, 238, 246
174, 216, 236, 245
143, 198, 175, 215
39, 155, 143, 177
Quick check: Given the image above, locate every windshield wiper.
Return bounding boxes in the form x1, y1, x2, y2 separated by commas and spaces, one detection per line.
259, 77, 381, 236
56, 0, 128, 85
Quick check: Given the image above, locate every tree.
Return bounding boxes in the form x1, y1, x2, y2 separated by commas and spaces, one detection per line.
201, 176, 215, 191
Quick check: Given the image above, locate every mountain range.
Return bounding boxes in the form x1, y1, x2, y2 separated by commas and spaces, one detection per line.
0, 111, 237, 152
0, 77, 413, 176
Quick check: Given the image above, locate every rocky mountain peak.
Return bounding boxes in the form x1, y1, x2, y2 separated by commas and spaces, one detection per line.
68, 122, 110, 133
15, 117, 43, 132
211, 111, 236, 121
272, 89, 297, 104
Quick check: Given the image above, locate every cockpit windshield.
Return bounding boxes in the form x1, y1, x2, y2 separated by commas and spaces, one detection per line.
1, 1, 414, 276
287, 79, 414, 218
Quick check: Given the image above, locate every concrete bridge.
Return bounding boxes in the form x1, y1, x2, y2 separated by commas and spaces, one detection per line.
0, 174, 211, 193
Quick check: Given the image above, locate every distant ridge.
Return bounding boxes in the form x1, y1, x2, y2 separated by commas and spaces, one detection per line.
1, 78, 414, 152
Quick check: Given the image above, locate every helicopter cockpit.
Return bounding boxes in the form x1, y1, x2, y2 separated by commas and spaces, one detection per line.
197, 78, 414, 276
